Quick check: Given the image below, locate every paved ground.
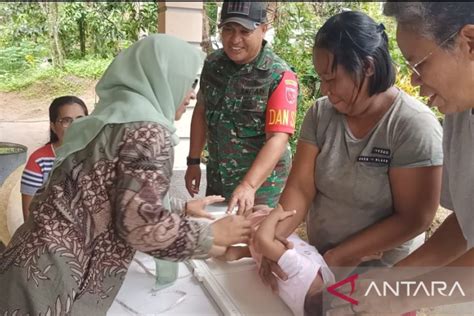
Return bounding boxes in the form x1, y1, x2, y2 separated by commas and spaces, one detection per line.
169, 169, 206, 201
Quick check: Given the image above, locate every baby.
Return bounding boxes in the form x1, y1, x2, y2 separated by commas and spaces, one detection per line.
211, 205, 335, 316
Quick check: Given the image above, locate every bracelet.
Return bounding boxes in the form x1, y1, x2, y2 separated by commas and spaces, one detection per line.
186, 156, 201, 166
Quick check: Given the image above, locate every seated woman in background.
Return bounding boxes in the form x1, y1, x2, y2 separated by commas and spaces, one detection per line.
260, 10, 444, 289
20, 96, 88, 220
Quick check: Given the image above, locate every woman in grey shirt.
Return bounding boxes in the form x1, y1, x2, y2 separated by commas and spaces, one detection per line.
319, 3, 473, 315
259, 11, 443, 299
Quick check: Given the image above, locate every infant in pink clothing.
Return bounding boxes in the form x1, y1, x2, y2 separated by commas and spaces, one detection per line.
215, 205, 335, 316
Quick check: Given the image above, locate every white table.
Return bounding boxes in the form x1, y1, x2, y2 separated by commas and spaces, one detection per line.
108, 204, 228, 315
108, 252, 221, 316
108, 203, 292, 316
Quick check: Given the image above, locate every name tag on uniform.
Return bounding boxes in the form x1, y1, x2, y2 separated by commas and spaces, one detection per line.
357, 156, 391, 165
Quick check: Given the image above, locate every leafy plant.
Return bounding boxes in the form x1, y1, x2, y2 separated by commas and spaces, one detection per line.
0, 2, 159, 61
64, 58, 112, 79
0, 2, 156, 94
0, 58, 110, 93
0, 42, 48, 75
204, 1, 218, 36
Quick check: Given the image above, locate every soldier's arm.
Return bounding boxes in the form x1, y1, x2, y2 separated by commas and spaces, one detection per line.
185, 95, 207, 196
241, 131, 289, 188
241, 70, 298, 195
188, 95, 207, 159
228, 70, 298, 214
228, 132, 290, 214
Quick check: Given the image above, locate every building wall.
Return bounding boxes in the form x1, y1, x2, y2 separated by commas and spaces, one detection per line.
158, 2, 203, 46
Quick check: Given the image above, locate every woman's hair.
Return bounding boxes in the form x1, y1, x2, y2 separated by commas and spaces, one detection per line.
314, 11, 395, 97
383, 2, 474, 49
49, 96, 88, 143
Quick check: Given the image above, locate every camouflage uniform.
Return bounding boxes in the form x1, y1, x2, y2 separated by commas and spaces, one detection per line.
199, 41, 294, 207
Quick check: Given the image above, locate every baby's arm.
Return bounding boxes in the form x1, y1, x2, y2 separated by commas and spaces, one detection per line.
208, 244, 227, 258
254, 205, 295, 262
221, 246, 251, 261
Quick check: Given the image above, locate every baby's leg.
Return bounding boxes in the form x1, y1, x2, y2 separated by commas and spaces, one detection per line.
304, 273, 325, 315
222, 246, 251, 261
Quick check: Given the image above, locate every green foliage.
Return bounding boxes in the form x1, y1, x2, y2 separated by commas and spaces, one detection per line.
0, 67, 65, 93
0, 42, 48, 75
0, 3, 49, 77
0, 2, 159, 62
64, 58, 112, 79
272, 3, 316, 98
0, 2, 47, 46
204, 1, 219, 36
0, 2, 154, 93
60, 2, 158, 58
289, 87, 316, 153
0, 58, 110, 93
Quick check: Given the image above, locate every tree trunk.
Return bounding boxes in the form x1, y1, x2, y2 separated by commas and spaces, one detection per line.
201, 5, 213, 55
267, 1, 278, 25
40, 2, 64, 67
78, 16, 86, 57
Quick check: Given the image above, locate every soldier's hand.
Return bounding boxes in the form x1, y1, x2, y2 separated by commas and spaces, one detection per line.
227, 181, 256, 216
185, 165, 201, 197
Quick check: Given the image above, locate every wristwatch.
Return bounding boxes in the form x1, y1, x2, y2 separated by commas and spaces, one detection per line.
186, 156, 201, 166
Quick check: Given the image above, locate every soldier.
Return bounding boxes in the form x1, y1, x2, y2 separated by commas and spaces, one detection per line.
185, 1, 299, 215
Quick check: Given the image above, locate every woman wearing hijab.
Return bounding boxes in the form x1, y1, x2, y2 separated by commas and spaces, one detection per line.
0, 34, 251, 315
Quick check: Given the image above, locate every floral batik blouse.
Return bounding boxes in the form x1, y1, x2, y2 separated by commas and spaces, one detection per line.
0, 122, 213, 315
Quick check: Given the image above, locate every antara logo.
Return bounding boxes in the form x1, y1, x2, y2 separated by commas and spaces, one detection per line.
327, 273, 466, 306
327, 274, 359, 305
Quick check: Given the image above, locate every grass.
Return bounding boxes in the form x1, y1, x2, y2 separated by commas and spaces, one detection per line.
21, 73, 91, 99
0, 57, 111, 93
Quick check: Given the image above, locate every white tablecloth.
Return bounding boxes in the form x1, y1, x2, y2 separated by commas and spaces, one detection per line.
108, 252, 220, 316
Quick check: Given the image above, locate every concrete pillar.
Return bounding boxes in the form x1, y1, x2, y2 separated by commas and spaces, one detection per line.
158, 2, 203, 46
